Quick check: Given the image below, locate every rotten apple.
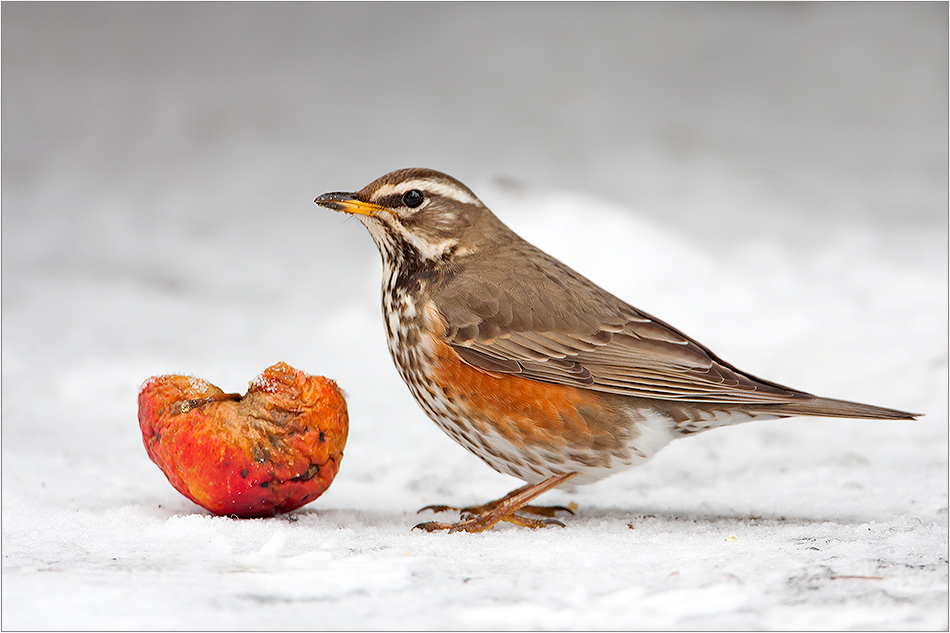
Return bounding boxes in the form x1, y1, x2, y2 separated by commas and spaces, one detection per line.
138, 362, 348, 518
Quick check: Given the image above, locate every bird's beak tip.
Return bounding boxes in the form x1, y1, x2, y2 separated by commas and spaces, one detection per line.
314, 191, 382, 217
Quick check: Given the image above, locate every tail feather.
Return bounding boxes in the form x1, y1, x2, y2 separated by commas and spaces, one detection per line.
753, 396, 920, 421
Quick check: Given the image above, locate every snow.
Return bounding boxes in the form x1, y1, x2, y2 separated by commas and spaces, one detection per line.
2, 3, 947, 630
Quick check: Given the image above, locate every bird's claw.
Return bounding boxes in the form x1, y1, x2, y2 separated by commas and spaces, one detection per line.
417, 504, 458, 515
413, 513, 566, 533
411, 473, 579, 533
521, 504, 574, 518
417, 503, 573, 517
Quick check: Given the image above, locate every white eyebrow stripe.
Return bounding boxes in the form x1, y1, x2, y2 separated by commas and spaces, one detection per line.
373, 180, 480, 206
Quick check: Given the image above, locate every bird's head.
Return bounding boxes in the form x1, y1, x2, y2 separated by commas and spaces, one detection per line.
314, 168, 491, 266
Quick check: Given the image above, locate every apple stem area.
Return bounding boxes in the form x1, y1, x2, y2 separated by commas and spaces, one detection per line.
179, 392, 242, 414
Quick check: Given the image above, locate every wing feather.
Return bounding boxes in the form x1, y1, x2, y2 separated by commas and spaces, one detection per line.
434, 238, 809, 405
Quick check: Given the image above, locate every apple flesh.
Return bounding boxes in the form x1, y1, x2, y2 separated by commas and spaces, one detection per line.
138, 362, 348, 518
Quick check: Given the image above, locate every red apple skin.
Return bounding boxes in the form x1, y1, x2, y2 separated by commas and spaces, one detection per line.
138, 362, 348, 518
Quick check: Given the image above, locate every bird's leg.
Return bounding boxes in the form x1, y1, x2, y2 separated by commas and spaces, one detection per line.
414, 472, 579, 533
420, 484, 575, 518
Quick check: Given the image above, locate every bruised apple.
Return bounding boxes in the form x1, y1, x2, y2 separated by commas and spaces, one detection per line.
138, 362, 348, 518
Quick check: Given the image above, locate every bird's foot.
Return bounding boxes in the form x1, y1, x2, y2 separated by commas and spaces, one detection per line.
413, 472, 578, 533
419, 502, 574, 518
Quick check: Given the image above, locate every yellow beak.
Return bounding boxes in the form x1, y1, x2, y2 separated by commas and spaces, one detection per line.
313, 192, 386, 218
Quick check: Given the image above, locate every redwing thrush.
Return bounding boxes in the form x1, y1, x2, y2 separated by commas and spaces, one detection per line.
315, 168, 918, 533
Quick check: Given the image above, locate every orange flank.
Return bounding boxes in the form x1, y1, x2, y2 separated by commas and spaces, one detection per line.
427, 334, 613, 452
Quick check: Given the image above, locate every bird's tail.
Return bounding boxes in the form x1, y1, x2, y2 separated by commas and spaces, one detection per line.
753, 396, 920, 421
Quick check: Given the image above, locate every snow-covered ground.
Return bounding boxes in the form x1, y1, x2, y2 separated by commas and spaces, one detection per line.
3, 4, 947, 630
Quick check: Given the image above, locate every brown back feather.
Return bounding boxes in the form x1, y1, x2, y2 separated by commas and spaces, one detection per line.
433, 212, 918, 420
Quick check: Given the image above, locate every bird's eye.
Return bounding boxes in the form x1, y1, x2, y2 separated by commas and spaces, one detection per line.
402, 189, 424, 208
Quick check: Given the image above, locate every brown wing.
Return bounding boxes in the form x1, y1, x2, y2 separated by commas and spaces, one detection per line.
433, 239, 811, 406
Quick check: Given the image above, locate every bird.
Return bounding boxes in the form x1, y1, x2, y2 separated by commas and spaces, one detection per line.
314, 168, 919, 533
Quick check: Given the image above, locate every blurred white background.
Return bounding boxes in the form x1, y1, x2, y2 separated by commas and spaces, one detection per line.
4, 3, 946, 245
